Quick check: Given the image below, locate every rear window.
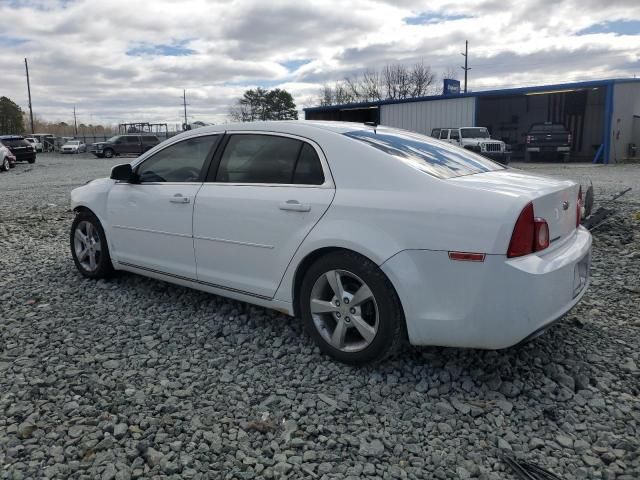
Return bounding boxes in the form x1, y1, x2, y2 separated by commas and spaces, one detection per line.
343, 129, 505, 179
1, 138, 29, 147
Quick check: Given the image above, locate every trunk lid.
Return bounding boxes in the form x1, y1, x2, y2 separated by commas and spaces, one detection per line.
450, 169, 579, 245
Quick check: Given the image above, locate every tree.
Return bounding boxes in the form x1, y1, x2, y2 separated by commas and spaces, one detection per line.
318, 61, 435, 106
0, 96, 25, 135
230, 87, 298, 122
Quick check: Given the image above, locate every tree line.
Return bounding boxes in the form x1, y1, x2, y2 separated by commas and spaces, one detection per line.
319, 62, 458, 106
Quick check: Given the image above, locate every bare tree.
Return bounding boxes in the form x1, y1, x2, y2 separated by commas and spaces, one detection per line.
443, 66, 459, 80
318, 61, 438, 106
410, 61, 435, 97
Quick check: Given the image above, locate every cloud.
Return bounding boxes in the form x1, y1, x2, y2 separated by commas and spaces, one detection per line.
0, 0, 638, 126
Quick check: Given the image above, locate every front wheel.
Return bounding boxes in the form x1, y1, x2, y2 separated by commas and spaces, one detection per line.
300, 251, 406, 364
28, 157, 35, 164
70, 211, 114, 279
1, 157, 9, 172
103, 148, 114, 158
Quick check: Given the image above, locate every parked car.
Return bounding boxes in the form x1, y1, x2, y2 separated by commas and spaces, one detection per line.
525, 122, 572, 161
432, 127, 509, 164
61, 140, 87, 154
0, 144, 16, 171
24, 136, 43, 152
70, 122, 591, 364
0, 135, 36, 164
92, 134, 160, 158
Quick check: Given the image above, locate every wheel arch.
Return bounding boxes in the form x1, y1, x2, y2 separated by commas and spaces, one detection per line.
291, 246, 406, 323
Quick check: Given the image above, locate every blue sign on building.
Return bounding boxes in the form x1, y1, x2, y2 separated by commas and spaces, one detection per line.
443, 79, 461, 96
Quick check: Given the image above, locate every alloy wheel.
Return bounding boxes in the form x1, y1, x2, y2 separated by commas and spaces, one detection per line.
73, 220, 102, 272
309, 269, 379, 352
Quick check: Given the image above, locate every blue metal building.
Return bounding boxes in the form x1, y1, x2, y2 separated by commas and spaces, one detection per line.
304, 78, 640, 163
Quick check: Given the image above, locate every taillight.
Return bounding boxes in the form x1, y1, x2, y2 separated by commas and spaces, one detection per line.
576, 186, 583, 228
507, 202, 550, 258
526, 135, 533, 144
568, 133, 572, 145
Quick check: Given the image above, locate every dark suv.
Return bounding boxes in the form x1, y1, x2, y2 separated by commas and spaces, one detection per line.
0, 135, 37, 163
92, 134, 160, 158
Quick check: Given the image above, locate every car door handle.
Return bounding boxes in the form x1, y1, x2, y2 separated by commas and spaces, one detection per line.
279, 200, 311, 212
170, 194, 190, 204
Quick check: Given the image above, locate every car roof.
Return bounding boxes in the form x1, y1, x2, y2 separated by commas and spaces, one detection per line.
0, 135, 25, 140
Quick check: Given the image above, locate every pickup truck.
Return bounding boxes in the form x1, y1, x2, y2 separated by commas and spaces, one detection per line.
92, 134, 160, 158
524, 122, 572, 161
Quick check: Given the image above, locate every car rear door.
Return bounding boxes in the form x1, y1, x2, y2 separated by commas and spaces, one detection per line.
106, 134, 220, 278
193, 132, 335, 299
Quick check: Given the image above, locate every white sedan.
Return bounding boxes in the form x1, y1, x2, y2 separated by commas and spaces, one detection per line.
61, 140, 86, 154
69, 121, 591, 364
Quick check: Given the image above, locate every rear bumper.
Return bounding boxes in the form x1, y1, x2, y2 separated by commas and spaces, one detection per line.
381, 227, 592, 349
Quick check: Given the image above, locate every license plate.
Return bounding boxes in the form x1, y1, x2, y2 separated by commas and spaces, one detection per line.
573, 253, 590, 297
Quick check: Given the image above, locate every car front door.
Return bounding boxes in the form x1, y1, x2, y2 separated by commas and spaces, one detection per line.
106, 134, 220, 278
193, 133, 335, 299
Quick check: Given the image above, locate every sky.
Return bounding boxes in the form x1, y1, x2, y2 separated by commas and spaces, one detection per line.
1, 0, 639, 128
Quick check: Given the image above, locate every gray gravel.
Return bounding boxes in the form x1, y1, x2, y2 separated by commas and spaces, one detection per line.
1, 154, 639, 479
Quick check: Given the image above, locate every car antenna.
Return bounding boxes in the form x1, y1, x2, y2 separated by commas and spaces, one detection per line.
364, 121, 377, 133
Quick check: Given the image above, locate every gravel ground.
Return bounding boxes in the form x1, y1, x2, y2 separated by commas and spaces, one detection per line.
1, 154, 639, 480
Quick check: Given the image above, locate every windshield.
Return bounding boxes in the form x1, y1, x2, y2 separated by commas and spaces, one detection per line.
67, 141, 80, 145
461, 128, 490, 139
107, 136, 120, 143
343, 128, 504, 179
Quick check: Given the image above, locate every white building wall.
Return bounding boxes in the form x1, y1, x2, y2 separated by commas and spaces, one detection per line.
380, 97, 476, 136
611, 82, 640, 162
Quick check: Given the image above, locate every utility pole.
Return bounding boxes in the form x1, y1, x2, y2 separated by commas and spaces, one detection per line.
460, 40, 470, 93
73, 106, 78, 135
182, 89, 188, 130
24, 58, 35, 134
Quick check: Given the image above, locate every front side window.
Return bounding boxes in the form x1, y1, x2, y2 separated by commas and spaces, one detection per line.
343, 128, 505, 179
439, 129, 449, 140
449, 130, 460, 140
125, 136, 139, 144
215, 134, 324, 185
137, 135, 218, 183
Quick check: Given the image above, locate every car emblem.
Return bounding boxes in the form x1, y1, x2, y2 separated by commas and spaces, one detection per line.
562, 201, 569, 210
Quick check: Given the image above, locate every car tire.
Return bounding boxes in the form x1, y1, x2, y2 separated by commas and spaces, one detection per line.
1, 157, 9, 172
70, 211, 114, 279
103, 148, 114, 158
300, 250, 406, 365
28, 157, 35, 164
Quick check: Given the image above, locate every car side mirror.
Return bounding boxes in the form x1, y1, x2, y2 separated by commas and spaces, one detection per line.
110, 163, 136, 182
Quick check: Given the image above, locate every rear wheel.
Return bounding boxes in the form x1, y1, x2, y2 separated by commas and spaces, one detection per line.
28, 157, 35, 164
1, 157, 9, 172
300, 251, 405, 364
70, 211, 114, 279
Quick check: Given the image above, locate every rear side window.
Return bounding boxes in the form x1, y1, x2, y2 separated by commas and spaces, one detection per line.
343, 128, 505, 179
143, 136, 158, 142
439, 129, 449, 140
431, 128, 441, 138
293, 143, 324, 185
215, 134, 324, 185
449, 129, 460, 140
